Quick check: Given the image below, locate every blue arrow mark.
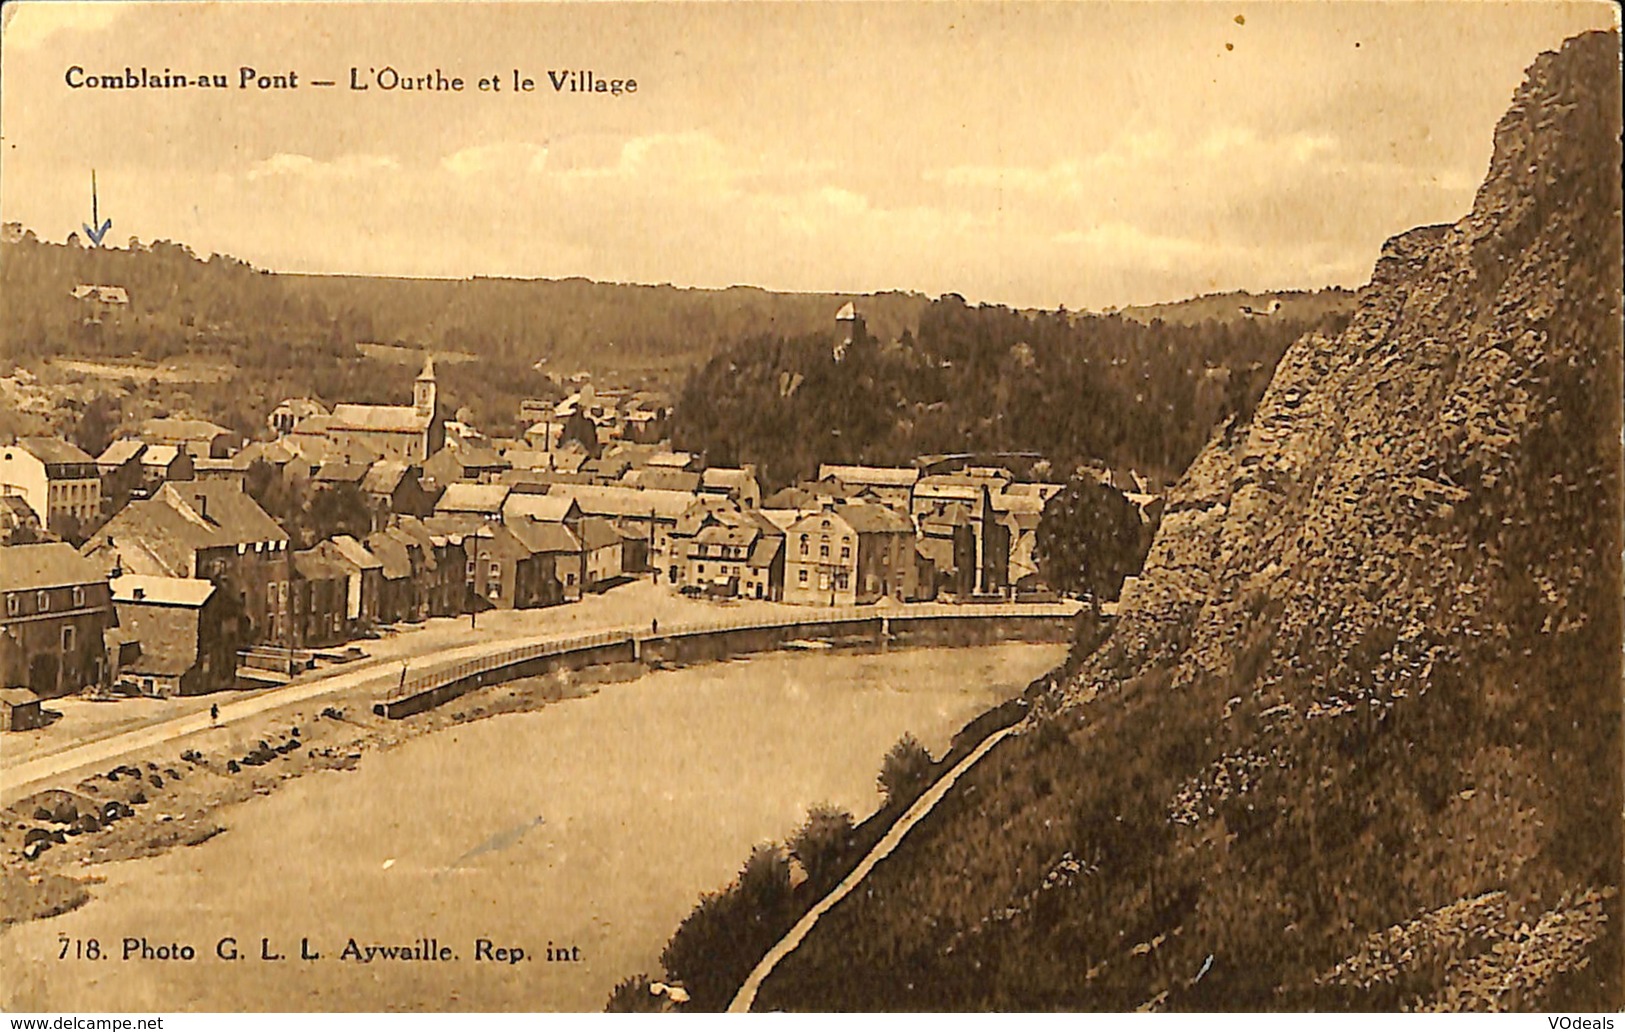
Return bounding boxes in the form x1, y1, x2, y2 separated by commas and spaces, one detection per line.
83, 170, 111, 245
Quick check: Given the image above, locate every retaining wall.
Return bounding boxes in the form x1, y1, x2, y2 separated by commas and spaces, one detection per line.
375, 610, 1077, 719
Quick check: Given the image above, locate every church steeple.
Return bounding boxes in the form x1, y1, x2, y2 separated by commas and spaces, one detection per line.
414, 355, 437, 415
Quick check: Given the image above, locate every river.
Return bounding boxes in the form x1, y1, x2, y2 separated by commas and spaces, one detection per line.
0, 643, 1064, 1012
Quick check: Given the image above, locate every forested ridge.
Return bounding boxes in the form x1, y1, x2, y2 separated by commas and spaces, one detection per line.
672, 294, 1352, 491
0, 231, 927, 438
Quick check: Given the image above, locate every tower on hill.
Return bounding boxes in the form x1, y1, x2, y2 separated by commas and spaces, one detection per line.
833, 301, 867, 363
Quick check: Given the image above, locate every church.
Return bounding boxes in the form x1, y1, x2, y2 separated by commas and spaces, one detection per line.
325, 356, 447, 462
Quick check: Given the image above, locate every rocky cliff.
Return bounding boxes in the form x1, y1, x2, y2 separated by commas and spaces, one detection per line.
757, 30, 1622, 1011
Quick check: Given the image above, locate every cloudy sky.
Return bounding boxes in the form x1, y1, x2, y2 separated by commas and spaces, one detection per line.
1, 1, 1615, 309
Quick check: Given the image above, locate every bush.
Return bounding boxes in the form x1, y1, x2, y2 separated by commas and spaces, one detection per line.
788, 804, 857, 893
878, 732, 935, 811
660, 843, 797, 1010
604, 973, 667, 1012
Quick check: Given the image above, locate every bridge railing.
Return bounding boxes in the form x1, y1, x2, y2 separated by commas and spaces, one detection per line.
382, 600, 1079, 702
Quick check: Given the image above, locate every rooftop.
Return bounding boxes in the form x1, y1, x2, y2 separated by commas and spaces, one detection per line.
110, 574, 215, 607
0, 542, 105, 592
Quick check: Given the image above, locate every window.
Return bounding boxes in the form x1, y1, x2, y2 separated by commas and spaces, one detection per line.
72, 586, 85, 607
798, 570, 808, 584
268, 584, 278, 608
466, 559, 476, 581
566, 573, 576, 586
61, 625, 76, 652
489, 561, 500, 579
37, 591, 49, 612
820, 544, 830, 558
836, 573, 850, 590
697, 563, 706, 575
840, 546, 851, 560
4, 594, 16, 616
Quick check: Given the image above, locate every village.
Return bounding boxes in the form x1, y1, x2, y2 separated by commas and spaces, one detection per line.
0, 302, 1161, 728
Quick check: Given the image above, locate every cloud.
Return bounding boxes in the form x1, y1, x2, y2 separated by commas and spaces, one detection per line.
442, 142, 549, 178
927, 127, 1347, 197
246, 153, 401, 182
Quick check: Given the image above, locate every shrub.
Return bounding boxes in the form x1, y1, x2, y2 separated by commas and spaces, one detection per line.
878, 732, 935, 811
788, 804, 857, 892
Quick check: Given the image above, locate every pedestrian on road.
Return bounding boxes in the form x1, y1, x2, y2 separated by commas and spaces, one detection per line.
210, 703, 219, 725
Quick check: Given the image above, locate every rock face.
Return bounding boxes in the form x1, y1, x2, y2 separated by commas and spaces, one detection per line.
757, 31, 1622, 1011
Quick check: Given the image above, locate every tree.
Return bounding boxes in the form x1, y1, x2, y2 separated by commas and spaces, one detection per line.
302, 482, 372, 546
69, 393, 120, 457
560, 410, 602, 459
1034, 475, 1156, 609
787, 804, 857, 892
878, 732, 934, 811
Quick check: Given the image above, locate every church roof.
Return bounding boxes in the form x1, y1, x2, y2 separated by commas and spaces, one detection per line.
330, 404, 431, 433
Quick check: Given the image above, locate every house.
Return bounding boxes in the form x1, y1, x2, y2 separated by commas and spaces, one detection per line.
390, 517, 464, 618
423, 442, 512, 486
501, 492, 581, 527
71, 283, 129, 322
325, 356, 445, 462
838, 502, 924, 602
313, 461, 371, 491
623, 468, 702, 493
644, 451, 701, 472
291, 548, 352, 648
783, 508, 860, 605
505, 518, 581, 603
109, 574, 238, 696
578, 517, 626, 590
311, 535, 383, 630
0, 687, 44, 732
0, 542, 115, 698
0, 495, 43, 544
269, 397, 329, 436
96, 438, 148, 506
700, 468, 762, 510
138, 418, 236, 459
0, 438, 102, 537
191, 455, 252, 490
82, 482, 292, 645
779, 503, 916, 606
522, 421, 563, 451
918, 503, 979, 598
818, 464, 919, 510
620, 403, 670, 444
137, 444, 196, 494
544, 484, 692, 572
681, 520, 785, 601
434, 482, 510, 521
362, 531, 416, 625
430, 519, 553, 610
992, 491, 1047, 591
236, 439, 299, 477
358, 461, 437, 525
911, 475, 1010, 595
763, 479, 865, 510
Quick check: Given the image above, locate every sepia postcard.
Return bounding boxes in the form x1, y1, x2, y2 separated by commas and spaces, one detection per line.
0, 0, 1621, 1016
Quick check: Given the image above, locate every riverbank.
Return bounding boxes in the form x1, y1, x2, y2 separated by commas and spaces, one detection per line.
0, 643, 1065, 1012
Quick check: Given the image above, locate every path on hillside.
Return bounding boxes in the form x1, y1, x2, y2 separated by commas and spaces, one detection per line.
728, 722, 1021, 1013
